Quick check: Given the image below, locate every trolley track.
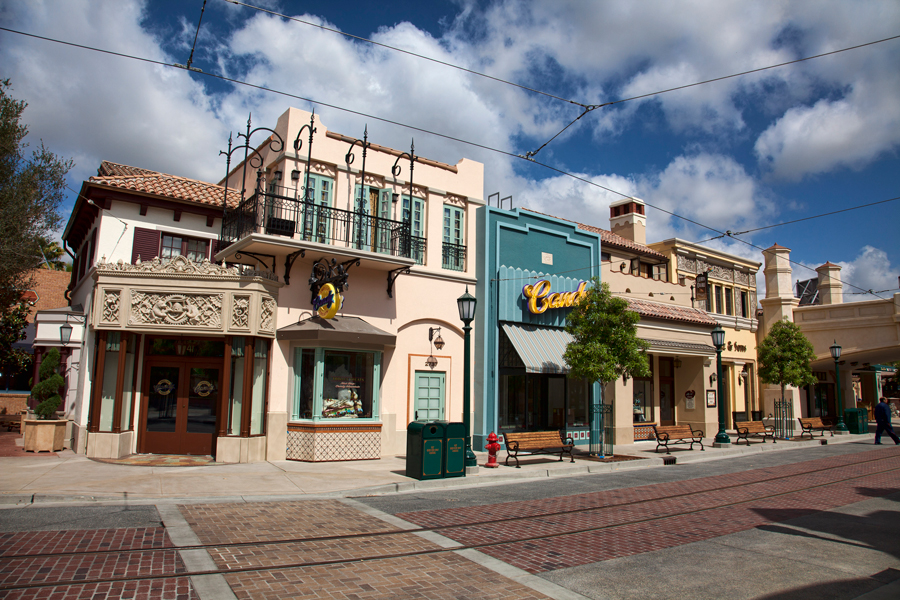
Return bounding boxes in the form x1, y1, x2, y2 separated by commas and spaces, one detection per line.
1, 450, 899, 592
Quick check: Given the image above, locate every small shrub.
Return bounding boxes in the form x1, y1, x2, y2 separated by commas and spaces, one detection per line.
31, 348, 63, 420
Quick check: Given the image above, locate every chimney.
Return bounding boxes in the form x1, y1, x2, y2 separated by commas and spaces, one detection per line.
816, 262, 843, 305
609, 197, 646, 245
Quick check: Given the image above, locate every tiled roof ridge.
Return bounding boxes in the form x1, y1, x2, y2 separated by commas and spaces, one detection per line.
625, 296, 718, 326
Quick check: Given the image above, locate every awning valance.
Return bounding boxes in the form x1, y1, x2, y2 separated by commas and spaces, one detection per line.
501, 323, 573, 374
277, 315, 396, 347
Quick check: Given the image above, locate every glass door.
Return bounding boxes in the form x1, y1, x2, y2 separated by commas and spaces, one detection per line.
414, 371, 445, 421
141, 360, 220, 455
659, 357, 675, 426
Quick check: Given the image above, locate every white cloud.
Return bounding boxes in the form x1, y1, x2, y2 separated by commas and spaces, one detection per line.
837, 246, 900, 302
755, 79, 900, 180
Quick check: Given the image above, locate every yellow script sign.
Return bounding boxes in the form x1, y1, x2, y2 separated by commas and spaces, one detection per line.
314, 283, 342, 319
522, 280, 588, 314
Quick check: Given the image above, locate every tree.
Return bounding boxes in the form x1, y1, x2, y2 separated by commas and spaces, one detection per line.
31, 347, 63, 419
564, 278, 651, 386
757, 318, 817, 401
0, 79, 73, 308
36, 235, 67, 270
0, 302, 31, 382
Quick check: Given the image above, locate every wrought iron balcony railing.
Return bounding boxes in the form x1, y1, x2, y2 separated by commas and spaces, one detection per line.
221, 191, 416, 259
442, 242, 466, 271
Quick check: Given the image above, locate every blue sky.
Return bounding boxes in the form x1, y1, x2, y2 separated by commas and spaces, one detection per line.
3, 0, 899, 301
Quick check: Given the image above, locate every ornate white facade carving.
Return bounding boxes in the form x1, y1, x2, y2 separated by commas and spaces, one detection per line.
101, 290, 120, 324
260, 297, 276, 332
232, 295, 251, 329
677, 255, 697, 274
98, 255, 242, 278
129, 292, 223, 328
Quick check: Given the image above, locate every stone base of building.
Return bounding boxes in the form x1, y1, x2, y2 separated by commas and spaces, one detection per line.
286, 422, 382, 461
86, 430, 134, 459
216, 436, 267, 463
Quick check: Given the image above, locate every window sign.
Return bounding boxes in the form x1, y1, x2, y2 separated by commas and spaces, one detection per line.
522, 280, 588, 314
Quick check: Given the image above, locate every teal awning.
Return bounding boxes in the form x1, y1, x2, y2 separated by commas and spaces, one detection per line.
501, 323, 573, 374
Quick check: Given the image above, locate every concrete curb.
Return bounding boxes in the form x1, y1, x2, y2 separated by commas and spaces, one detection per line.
0, 433, 878, 507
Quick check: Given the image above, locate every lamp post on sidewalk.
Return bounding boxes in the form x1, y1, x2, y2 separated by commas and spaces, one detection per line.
457, 287, 477, 468
711, 325, 730, 445
830, 340, 848, 432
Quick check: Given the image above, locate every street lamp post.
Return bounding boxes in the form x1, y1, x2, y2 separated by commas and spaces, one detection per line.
457, 287, 477, 468
711, 325, 730, 445
830, 340, 848, 432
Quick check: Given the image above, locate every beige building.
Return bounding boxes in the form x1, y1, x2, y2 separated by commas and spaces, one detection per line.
758, 244, 900, 422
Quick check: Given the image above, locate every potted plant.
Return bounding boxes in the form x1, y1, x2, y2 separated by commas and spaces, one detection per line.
24, 347, 67, 452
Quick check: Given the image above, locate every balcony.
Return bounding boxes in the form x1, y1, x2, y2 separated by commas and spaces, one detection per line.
442, 242, 466, 271
218, 191, 421, 280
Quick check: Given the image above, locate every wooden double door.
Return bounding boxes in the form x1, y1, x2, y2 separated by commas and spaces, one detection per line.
140, 358, 222, 456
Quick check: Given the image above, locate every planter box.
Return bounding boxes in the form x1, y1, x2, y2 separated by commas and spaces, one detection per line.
23, 419, 66, 452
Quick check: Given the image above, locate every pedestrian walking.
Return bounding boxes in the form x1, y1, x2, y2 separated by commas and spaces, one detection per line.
874, 397, 900, 445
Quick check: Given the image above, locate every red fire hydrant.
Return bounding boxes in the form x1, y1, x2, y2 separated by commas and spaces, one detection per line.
484, 431, 501, 468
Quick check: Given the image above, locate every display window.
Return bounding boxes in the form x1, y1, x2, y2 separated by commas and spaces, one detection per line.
633, 353, 654, 423
292, 348, 381, 420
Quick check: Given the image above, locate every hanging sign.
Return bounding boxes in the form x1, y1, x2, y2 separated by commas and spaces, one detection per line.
522, 280, 588, 314
313, 283, 342, 319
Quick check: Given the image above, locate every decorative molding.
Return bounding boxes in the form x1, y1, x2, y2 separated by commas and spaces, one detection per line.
129, 292, 223, 328
98, 254, 239, 277
445, 194, 467, 207
232, 295, 251, 329
677, 255, 697, 274
749, 273, 757, 288
709, 264, 732, 281
260, 297, 276, 332
101, 290, 120, 324
310, 162, 336, 177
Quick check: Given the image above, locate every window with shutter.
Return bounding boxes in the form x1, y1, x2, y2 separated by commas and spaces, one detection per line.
131, 228, 161, 264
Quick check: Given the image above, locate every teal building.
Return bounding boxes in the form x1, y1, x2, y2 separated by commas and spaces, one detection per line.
474, 207, 603, 450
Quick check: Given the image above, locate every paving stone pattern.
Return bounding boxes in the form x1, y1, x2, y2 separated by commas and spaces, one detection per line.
397, 447, 900, 528
395, 449, 900, 574
0, 527, 191, 599
0, 577, 197, 600
223, 552, 552, 600
181, 499, 553, 599
179, 499, 399, 545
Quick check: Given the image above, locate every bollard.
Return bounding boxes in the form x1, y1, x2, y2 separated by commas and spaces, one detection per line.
484, 431, 500, 468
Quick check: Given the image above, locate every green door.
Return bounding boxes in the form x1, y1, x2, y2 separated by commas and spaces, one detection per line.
414, 371, 445, 421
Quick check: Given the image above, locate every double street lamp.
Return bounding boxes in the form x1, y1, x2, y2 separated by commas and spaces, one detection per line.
830, 340, 848, 432
711, 325, 730, 445
457, 287, 477, 468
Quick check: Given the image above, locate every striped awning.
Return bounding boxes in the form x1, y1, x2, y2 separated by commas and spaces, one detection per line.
501, 323, 573, 374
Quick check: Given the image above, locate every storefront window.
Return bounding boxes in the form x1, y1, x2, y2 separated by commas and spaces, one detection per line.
291, 348, 381, 420
633, 353, 654, 423
251, 341, 268, 434
120, 339, 136, 431
294, 349, 316, 419
499, 374, 528, 430
227, 337, 269, 436
323, 351, 373, 418
98, 332, 121, 432
228, 337, 245, 435
567, 377, 589, 427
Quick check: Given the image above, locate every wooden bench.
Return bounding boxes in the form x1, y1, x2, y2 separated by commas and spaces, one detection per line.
798, 417, 834, 440
735, 420, 776, 446
0, 412, 25, 433
504, 431, 574, 468
652, 424, 704, 454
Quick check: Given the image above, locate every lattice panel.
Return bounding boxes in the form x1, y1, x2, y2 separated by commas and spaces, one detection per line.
286, 428, 381, 462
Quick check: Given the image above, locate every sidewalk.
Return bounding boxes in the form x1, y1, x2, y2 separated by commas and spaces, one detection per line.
0, 428, 884, 506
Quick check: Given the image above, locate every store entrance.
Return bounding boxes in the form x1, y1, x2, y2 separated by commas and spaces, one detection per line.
659, 357, 676, 425
140, 359, 221, 455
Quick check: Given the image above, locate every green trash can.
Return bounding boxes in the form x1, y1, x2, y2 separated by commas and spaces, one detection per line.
843, 408, 868, 435
442, 422, 466, 478
406, 421, 445, 480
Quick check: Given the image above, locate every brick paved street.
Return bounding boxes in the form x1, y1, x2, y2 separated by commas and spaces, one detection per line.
0, 443, 896, 599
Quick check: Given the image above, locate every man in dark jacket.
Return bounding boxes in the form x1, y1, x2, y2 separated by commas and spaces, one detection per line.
874, 397, 899, 445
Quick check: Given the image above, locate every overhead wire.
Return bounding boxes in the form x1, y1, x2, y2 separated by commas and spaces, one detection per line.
181, 0, 207, 72
0, 26, 891, 301
222, 0, 589, 109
